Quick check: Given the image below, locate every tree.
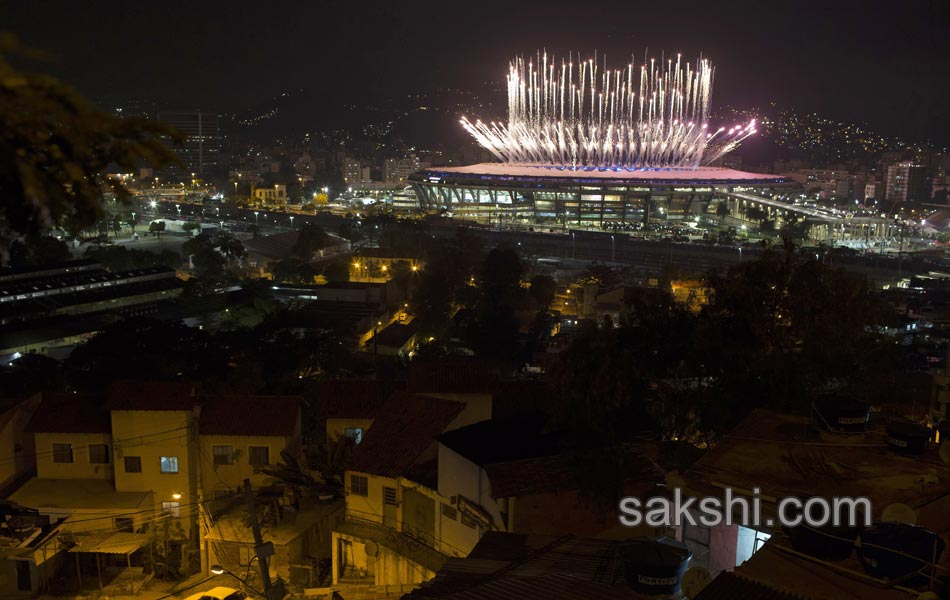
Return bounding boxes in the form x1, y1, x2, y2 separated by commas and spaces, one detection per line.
292, 224, 329, 260
271, 257, 314, 284
528, 275, 557, 310
7, 235, 70, 267
0, 36, 179, 263
322, 258, 350, 283
716, 200, 730, 226
181, 221, 201, 236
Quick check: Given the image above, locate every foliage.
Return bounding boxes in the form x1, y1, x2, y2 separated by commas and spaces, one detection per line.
322, 258, 350, 283
528, 275, 557, 309
292, 224, 329, 260
7, 235, 70, 267
0, 36, 180, 263
149, 220, 166, 238
83, 244, 180, 271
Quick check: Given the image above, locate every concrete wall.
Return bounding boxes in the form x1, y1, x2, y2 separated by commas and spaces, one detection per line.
111, 410, 196, 532
197, 434, 289, 497
0, 396, 40, 493
34, 432, 113, 480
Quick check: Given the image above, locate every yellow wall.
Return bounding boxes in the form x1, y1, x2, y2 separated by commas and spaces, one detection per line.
197, 434, 288, 497
34, 432, 113, 480
110, 410, 196, 529
0, 395, 40, 492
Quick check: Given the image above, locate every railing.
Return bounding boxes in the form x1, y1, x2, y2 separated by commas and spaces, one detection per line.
340, 508, 468, 558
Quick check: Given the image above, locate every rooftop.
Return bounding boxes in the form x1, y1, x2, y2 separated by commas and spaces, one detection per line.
108, 380, 197, 411
408, 361, 505, 394
10, 478, 151, 511
25, 393, 110, 434
347, 393, 464, 479
436, 416, 559, 467
684, 408, 950, 526
314, 379, 400, 420
367, 322, 418, 349
199, 395, 301, 437
695, 571, 814, 600
412, 163, 789, 185
403, 532, 636, 599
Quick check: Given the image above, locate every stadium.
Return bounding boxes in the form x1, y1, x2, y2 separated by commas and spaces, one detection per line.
409, 52, 802, 229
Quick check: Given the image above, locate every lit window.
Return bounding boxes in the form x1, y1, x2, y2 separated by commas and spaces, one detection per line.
350, 474, 368, 497
213, 446, 234, 465
53, 443, 73, 464
248, 446, 269, 466
124, 456, 142, 473
161, 501, 180, 518
344, 428, 364, 444
89, 444, 110, 464
160, 456, 179, 473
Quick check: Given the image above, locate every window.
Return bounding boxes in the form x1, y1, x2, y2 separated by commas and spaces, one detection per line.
52, 443, 73, 464
248, 446, 269, 466
161, 501, 180, 518
160, 456, 179, 473
461, 512, 477, 529
383, 487, 397, 506
344, 428, 364, 445
350, 474, 368, 497
213, 445, 234, 465
115, 517, 134, 532
442, 503, 458, 520
124, 456, 142, 473
89, 444, 110, 464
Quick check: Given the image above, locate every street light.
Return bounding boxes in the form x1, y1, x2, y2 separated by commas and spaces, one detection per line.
289, 215, 294, 230
254, 211, 260, 226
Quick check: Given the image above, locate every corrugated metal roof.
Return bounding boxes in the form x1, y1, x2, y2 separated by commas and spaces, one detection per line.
409, 572, 640, 599
347, 393, 464, 478
69, 532, 149, 555
695, 572, 815, 600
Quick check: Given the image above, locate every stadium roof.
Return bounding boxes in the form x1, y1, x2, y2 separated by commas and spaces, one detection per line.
412, 163, 790, 185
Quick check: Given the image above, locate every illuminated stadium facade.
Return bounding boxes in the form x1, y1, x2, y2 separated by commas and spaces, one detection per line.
409, 52, 798, 227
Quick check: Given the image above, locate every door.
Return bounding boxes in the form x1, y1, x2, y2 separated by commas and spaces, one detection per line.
16, 560, 31, 592
382, 486, 397, 529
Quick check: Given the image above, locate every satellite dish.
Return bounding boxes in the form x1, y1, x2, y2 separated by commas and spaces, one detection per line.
881, 503, 917, 526
681, 567, 712, 598
939, 441, 950, 466
364, 540, 379, 558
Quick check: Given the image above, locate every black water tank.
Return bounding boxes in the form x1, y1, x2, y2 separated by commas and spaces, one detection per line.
815, 396, 870, 433
618, 537, 692, 596
857, 523, 945, 581
783, 522, 860, 561
885, 421, 930, 454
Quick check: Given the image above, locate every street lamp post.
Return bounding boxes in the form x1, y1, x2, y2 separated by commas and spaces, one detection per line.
610, 235, 615, 263
571, 232, 575, 260
210, 565, 265, 598
289, 215, 294, 230
254, 211, 260, 226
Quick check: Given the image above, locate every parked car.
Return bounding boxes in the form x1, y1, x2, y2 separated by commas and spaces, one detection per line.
184, 587, 246, 600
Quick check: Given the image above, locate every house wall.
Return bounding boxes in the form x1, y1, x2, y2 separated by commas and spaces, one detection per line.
436, 444, 505, 534
0, 396, 40, 494
332, 532, 435, 586
344, 471, 391, 524
197, 434, 288, 497
111, 410, 197, 533
34, 432, 113, 480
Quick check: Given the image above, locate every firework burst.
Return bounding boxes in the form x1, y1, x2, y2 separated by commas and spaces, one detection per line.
461, 51, 756, 169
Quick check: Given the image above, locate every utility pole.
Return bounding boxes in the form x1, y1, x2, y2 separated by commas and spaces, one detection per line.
244, 479, 277, 600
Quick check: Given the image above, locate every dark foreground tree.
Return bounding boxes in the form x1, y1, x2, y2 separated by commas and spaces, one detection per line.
0, 36, 180, 262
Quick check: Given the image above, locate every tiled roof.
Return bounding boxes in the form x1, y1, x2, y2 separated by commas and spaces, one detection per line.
695, 572, 815, 600
313, 379, 402, 420
408, 361, 505, 394
484, 446, 664, 498
25, 393, 110, 434
347, 393, 464, 478
436, 416, 560, 466
108, 380, 196, 411
199, 396, 301, 437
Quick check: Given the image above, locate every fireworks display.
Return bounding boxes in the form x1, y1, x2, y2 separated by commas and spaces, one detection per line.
461, 52, 756, 170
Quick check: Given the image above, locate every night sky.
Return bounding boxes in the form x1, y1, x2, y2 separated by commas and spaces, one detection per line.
6, 0, 950, 144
